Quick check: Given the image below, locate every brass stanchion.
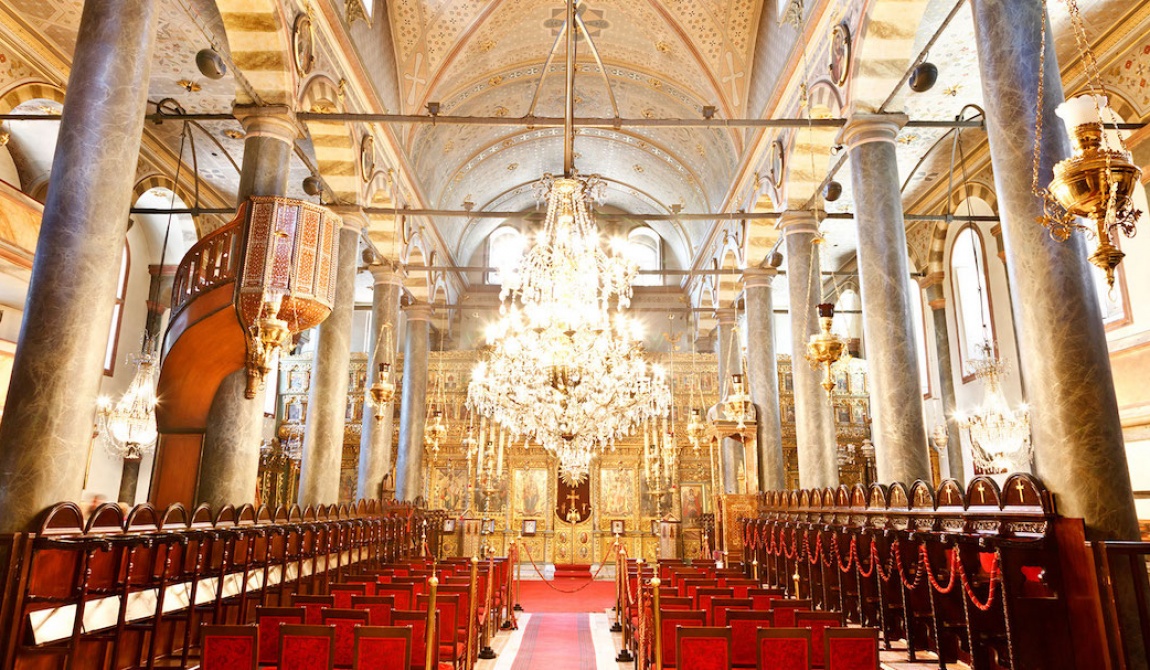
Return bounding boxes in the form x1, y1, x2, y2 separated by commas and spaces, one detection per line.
478, 550, 498, 659
467, 556, 479, 670
752, 558, 759, 582
513, 534, 523, 611
652, 576, 663, 670
502, 539, 516, 629
615, 544, 634, 663
611, 535, 623, 633
425, 576, 439, 670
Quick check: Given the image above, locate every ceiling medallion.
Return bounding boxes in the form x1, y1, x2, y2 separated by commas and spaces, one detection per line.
360, 134, 375, 182
829, 22, 851, 87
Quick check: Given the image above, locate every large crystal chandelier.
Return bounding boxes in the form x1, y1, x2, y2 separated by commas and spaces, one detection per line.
467, 175, 671, 484
956, 342, 1032, 472
96, 351, 159, 460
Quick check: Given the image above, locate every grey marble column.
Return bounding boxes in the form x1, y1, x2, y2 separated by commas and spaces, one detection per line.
297, 216, 361, 508
970, 0, 1136, 540
358, 264, 403, 501
198, 108, 298, 507
922, 276, 964, 483
0, 0, 159, 533
839, 117, 931, 485
779, 212, 839, 489
395, 302, 432, 501
715, 308, 742, 492
743, 269, 786, 491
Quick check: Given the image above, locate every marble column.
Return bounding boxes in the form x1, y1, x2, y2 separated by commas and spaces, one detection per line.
839, 116, 931, 485
779, 211, 839, 489
743, 269, 786, 490
198, 107, 298, 507
715, 308, 742, 492
297, 214, 362, 508
395, 302, 431, 501
921, 275, 964, 483
0, 0, 159, 533
357, 263, 403, 501
970, 0, 1136, 540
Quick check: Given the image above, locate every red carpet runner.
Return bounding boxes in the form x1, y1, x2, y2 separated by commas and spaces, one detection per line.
509, 613, 596, 670
516, 580, 616, 613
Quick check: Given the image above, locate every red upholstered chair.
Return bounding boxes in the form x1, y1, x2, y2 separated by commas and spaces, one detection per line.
353, 626, 412, 670
825, 628, 879, 670
392, 575, 428, 598
345, 575, 379, 596
330, 582, 368, 609
696, 587, 734, 622
292, 594, 335, 625
419, 593, 464, 669
795, 611, 844, 669
659, 596, 694, 611
352, 594, 397, 626
747, 588, 785, 611
378, 583, 416, 610
724, 579, 760, 598
254, 607, 305, 667
711, 597, 752, 627
393, 609, 441, 670
201, 625, 258, 670
438, 584, 474, 640
279, 624, 336, 670
757, 628, 812, 670
658, 609, 705, 669
677, 627, 733, 670
771, 599, 812, 628
727, 610, 774, 668
322, 608, 371, 668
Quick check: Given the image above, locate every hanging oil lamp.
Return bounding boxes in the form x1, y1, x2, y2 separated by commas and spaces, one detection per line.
805, 303, 846, 397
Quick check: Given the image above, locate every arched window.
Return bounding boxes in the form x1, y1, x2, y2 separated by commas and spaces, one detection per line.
626, 227, 660, 286
104, 242, 129, 375
487, 226, 525, 285
909, 286, 931, 397
949, 225, 995, 380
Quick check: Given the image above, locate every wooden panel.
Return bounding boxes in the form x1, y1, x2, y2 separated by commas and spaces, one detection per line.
150, 433, 203, 509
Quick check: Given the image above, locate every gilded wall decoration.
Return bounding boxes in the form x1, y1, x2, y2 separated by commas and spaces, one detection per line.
514, 468, 548, 518
598, 467, 635, 518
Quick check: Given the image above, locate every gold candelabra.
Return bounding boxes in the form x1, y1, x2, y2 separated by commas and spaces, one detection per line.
805, 303, 846, 397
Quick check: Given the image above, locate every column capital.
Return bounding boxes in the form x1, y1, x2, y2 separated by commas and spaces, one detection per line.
403, 301, 434, 322
369, 261, 405, 287
328, 205, 369, 232
776, 209, 820, 236
837, 113, 908, 151
714, 307, 738, 327
232, 104, 301, 143
742, 267, 778, 290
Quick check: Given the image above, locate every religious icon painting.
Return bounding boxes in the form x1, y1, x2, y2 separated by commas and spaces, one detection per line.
835, 404, 851, 425
443, 519, 456, 533
515, 468, 547, 517
680, 483, 706, 527
611, 520, 625, 535
522, 519, 537, 536
600, 468, 634, 518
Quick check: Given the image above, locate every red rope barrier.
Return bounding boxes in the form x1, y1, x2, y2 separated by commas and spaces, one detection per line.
922, 545, 957, 594
955, 549, 999, 611
519, 543, 616, 594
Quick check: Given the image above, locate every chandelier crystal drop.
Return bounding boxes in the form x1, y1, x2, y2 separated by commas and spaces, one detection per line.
467, 174, 671, 484
96, 351, 159, 460
956, 342, 1032, 472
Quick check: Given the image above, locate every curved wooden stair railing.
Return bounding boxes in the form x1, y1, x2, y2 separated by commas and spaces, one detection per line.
151, 197, 342, 509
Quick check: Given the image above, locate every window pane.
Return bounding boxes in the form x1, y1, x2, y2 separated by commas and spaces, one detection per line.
487, 227, 525, 285
105, 304, 122, 372
627, 228, 660, 286
951, 227, 994, 365
909, 287, 930, 395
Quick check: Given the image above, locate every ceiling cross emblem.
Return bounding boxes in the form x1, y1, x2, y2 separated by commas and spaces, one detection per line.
405, 52, 427, 108
722, 52, 744, 108
545, 4, 608, 38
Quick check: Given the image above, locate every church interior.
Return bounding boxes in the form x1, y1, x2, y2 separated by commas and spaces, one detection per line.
0, 0, 1148, 668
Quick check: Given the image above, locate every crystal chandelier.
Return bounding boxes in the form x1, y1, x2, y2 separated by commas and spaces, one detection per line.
96, 350, 160, 460
467, 175, 671, 484
956, 342, 1032, 472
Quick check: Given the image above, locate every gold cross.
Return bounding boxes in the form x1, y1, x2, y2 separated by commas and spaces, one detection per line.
1015, 480, 1026, 498
976, 482, 986, 504
566, 490, 580, 513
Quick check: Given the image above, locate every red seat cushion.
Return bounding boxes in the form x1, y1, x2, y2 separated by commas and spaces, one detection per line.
760, 636, 810, 670
355, 637, 409, 670
678, 637, 730, 670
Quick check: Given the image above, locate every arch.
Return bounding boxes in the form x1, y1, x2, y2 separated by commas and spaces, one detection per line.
214, 0, 296, 106
484, 224, 525, 285
132, 174, 203, 238
299, 74, 362, 205
926, 180, 998, 276
851, 0, 933, 111
780, 79, 845, 209
403, 229, 433, 303
948, 222, 996, 376
715, 235, 744, 309
0, 81, 66, 114
626, 226, 662, 287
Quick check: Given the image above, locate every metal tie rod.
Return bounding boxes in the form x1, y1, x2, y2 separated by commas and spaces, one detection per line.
129, 206, 1001, 223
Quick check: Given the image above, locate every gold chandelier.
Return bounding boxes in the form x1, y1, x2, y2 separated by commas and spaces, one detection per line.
1034, 0, 1141, 290
366, 322, 396, 420
955, 342, 1032, 472
467, 175, 671, 484
805, 303, 847, 397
